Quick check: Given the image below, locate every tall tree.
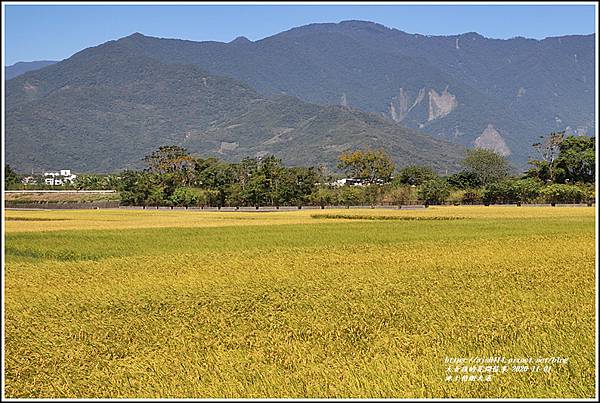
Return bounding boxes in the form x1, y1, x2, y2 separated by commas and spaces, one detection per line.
143, 146, 195, 178
553, 136, 595, 184
275, 167, 318, 206
257, 155, 284, 206
395, 165, 437, 186
530, 131, 565, 182
337, 149, 395, 184
446, 170, 481, 189
417, 178, 451, 206
196, 159, 235, 207
242, 173, 269, 207
117, 170, 156, 206
462, 148, 511, 186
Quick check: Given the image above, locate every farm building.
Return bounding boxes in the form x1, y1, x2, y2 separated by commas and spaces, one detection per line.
44, 169, 77, 186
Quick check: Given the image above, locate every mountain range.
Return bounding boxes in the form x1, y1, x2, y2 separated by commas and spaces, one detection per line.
5, 35, 462, 173
4, 20, 595, 173
5, 60, 58, 80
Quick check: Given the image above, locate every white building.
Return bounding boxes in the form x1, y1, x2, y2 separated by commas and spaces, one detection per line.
44, 169, 77, 186
21, 176, 36, 185
332, 178, 364, 187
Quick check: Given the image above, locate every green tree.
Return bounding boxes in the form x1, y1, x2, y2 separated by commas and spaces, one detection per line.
257, 155, 284, 206
170, 187, 201, 207
336, 186, 364, 208
395, 165, 437, 186
446, 170, 481, 189
242, 173, 269, 208
553, 136, 595, 184
531, 131, 565, 182
147, 186, 168, 208
233, 157, 259, 189
143, 145, 195, 182
462, 148, 511, 186
540, 184, 584, 206
225, 183, 244, 208
384, 185, 415, 208
525, 159, 552, 183
337, 149, 395, 184
510, 178, 543, 205
417, 178, 451, 206
310, 186, 336, 209
197, 159, 236, 207
118, 171, 155, 206
527, 134, 595, 185
275, 167, 318, 207
5, 165, 20, 189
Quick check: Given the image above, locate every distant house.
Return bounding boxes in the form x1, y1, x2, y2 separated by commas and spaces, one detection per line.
332, 178, 364, 187
331, 178, 388, 187
21, 176, 37, 185
44, 169, 77, 186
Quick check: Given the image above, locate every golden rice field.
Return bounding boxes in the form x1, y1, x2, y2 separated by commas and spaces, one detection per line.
3, 206, 597, 398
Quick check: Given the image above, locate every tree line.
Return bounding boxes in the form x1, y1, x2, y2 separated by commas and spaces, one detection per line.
4, 132, 595, 207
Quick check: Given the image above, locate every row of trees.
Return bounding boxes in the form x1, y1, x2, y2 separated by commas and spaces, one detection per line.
4, 132, 595, 207
118, 147, 321, 208
385, 133, 595, 206
114, 133, 596, 208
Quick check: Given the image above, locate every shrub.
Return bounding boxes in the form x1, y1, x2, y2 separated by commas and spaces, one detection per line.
336, 186, 365, 208
511, 178, 543, 204
461, 189, 482, 205
417, 179, 451, 205
481, 181, 513, 205
578, 183, 595, 206
170, 187, 201, 207
310, 187, 337, 208
383, 185, 416, 207
482, 178, 542, 205
447, 190, 465, 206
446, 171, 481, 189
395, 166, 437, 186
539, 184, 584, 205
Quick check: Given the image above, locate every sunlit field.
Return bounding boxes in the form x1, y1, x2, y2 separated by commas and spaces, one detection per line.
3, 207, 596, 398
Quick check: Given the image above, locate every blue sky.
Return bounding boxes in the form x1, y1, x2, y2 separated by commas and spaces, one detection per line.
4, 3, 597, 65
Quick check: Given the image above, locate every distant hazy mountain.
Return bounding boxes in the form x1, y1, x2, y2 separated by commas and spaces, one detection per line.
5, 60, 58, 80
106, 21, 594, 167
5, 37, 463, 173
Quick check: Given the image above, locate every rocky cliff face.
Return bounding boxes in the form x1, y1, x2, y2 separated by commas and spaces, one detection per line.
427, 88, 458, 121
389, 88, 426, 123
388, 86, 458, 124
474, 124, 511, 156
